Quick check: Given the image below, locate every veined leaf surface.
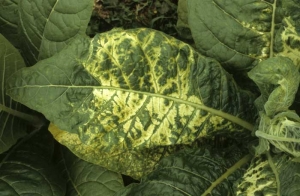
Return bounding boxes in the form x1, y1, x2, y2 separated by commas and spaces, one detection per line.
7, 28, 256, 177
234, 153, 300, 195
0, 0, 19, 48
18, 0, 93, 64
0, 34, 28, 153
187, 0, 300, 71
49, 122, 197, 179
57, 146, 124, 196
0, 128, 65, 195
116, 146, 251, 196
248, 56, 300, 117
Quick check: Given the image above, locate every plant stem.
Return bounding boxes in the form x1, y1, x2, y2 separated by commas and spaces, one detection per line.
0, 104, 42, 126
201, 154, 253, 196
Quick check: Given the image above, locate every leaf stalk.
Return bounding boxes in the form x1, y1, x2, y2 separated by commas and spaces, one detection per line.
0, 104, 43, 127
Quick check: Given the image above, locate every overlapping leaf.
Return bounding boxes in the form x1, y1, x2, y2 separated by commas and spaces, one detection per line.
187, 0, 300, 71
0, 128, 65, 195
0, 34, 28, 153
18, 0, 93, 65
116, 146, 251, 196
0, 0, 19, 48
6, 28, 257, 178
57, 146, 124, 196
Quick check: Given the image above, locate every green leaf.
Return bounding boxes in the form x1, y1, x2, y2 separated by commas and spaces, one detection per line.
0, 34, 28, 153
234, 153, 300, 196
248, 56, 300, 117
7, 28, 257, 178
187, 0, 300, 71
116, 146, 251, 196
0, 0, 20, 48
18, 0, 93, 64
176, 0, 192, 40
0, 128, 65, 195
57, 145, 124, 196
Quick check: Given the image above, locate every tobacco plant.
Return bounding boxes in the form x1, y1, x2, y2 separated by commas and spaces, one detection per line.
0, 0, 300, 195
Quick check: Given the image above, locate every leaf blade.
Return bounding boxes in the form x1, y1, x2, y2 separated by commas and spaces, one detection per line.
7, 28, 257, 178
187, 0, 300, 72
116, 146, 251, 196
0, 128, 65, 196
0, 34, 28, 153
58, 146, 124, 196
0, 0, 20, 47
18, 0, 93, 64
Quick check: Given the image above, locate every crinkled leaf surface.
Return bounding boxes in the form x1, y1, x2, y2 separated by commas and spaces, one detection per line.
187, 0, 300, 71
0, 0, 19, 47
248, 56, 300, 117
248, 56, 300, 157
0, 128, 65, 195
234, 153, 300, 196
116, 146, 251, 196
49, 122, 194, 179
0, 34, 28, 153
7, 28, 256, 177
56, 146, 124, 196
18, 0, 93, 64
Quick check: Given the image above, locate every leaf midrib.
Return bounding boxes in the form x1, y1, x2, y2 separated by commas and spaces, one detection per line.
7, 85, 254, 131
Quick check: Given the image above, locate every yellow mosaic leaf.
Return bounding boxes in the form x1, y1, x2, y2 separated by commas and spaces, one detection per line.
49, 122, 180, 179
7, 28, 257, 178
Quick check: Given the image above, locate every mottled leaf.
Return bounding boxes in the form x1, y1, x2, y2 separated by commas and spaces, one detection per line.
49, 122, 189, 179
0, 34, 28, 153
0, 128, 65, 195
57, 145, 124, 196
255, 111, 300, 157
248, 56, 300, 157
7, 28, 257, 178
187, 0, 300, 71
0, 0, 19, 47
234, 153, 300, 196
18, 0, 93, 64
116, 146, 251, 196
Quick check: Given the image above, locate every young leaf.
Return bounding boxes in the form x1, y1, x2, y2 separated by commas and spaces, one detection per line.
115, 146, 252, 196
57, 146, 124, 196
7, 28, 257, 177
248, 56, 300, 117
0, 128, 65, 195
0, 0, 19, 48
0, 34, 31, 153
18, 0, 93, 64
255, 111, 300, 157
187, 0, 300, 71
248, 56, 300, 157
